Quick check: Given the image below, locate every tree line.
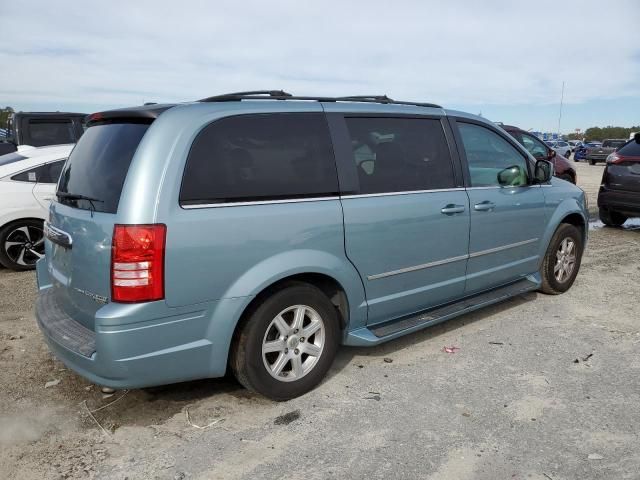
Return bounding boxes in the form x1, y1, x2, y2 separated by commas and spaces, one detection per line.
565, 126, 639, 142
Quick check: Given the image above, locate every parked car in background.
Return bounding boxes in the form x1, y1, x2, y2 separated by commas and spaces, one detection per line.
0, 144, 72, 270
586, 139, 627, 165
568, 140, 583, 152
501, 124, 577, 183
35, 92, 587, 400
598, 134, 640, 226
545, 140, 572, 158
0, 112, 85, 156
575, 141, 601, 161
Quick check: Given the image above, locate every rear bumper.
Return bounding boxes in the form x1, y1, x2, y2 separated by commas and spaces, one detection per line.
586, 154, 608, 162
35, 262, 251, 388
598, 187, 640, 216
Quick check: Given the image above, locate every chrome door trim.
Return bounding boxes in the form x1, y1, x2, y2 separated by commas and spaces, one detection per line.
182, 196, 340, 209
367, 254, 469, 281
468, 238, 538, 258
342, 187, 466, 199
367, 237, 539, 280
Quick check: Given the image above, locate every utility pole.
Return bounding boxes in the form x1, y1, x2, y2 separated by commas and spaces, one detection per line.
557, 81, 565, 137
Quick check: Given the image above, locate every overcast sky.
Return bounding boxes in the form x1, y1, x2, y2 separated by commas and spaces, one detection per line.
1, 0, 638, 133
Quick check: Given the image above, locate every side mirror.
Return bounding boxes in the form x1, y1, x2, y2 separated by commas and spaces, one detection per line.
547, 149, 556, 160
498, 165, 525, 186
534, 159, 553, 183
635, 133, 640, 144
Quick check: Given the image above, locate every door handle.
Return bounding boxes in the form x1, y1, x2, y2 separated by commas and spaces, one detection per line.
441, 204, 466, 215
474, 201, 496, 211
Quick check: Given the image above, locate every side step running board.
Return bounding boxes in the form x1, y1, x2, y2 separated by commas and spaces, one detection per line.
370, 278, 538, 339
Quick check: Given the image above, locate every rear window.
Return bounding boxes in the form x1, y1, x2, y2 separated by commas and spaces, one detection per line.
26, 120, 75, 147
180, 113, 338, 205
58, 123, 149, 213
617, 140, 640, 156
602, 140, 626, 148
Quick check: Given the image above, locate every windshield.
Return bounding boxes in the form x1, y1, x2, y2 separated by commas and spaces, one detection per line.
57, 123, 149, 213
602, 140, 626, 148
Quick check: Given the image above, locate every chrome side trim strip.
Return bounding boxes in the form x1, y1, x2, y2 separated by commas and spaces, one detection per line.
343, 188, 466, 199
469, 238, 538, 258
367, 238, 539, 280
182, 196, 340, 209
367, 254, 469, 280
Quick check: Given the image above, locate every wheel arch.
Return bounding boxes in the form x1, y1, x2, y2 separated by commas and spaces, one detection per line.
538, 198, 588, 266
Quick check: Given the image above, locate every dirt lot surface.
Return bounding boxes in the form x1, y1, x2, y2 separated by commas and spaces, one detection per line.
1, 161, 639, 479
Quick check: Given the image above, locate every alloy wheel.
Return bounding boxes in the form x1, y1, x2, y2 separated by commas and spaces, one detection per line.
262, 305, 325, 382
3, 225, 45, 267
554, 237, 576, 283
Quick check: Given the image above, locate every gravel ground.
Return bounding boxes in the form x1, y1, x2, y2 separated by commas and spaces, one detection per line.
1, 161, 639, 480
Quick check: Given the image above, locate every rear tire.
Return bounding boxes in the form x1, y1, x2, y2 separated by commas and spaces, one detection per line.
564, 150, 571, 158
0, 219, 45, 271
599, 208, 627, 227
540, 223, 583, 295
230, 282, 340, 401
589, 159, 596, 165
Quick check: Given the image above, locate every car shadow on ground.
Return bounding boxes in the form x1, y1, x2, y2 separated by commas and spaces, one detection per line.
326, 291, 537, 381
111, 291, 538, 419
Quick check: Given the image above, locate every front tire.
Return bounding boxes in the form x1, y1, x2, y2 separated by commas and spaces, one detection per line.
599, 208, 627, 227
230, 283, 340, 401
0, 219, 45, 271
540, 223, 583, 295
589, 159, 596, 165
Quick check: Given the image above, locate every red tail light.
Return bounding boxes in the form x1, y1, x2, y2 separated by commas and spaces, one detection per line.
608, 154, 640, 165
111, 224, 166, 303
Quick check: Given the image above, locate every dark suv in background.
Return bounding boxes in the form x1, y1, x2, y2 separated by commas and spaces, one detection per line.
500, 124, 576, 184
598, 134, 640, 226
0, 111, 86, 155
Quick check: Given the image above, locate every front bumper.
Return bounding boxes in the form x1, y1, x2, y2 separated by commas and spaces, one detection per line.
598, 187, 640, 216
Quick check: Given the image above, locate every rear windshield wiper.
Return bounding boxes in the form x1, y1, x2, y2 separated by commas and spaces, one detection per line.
56, 192, 104, 216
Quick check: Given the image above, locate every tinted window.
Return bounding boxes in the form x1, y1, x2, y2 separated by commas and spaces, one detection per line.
617, 140, 640, 156
459, 123, 529, 187
180, 113, 338, 205
58, 123, 149, 213
602, 140, 626, 148
11, 167, 40, 182
519, 132, 549, 159
344, 117, 454, 194
26, 120, 75, 147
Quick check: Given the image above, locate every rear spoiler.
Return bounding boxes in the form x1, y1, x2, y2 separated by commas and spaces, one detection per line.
85, 104, 175, 127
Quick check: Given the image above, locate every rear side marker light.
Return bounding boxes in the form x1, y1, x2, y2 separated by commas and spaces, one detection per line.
111, 224, 166, 303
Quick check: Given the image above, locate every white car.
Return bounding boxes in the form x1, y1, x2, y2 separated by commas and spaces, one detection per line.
545, 140, 572, 158
0, 144, 72, 270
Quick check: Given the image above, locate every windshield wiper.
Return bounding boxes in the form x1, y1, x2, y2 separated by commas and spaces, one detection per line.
56, 192, 104, 216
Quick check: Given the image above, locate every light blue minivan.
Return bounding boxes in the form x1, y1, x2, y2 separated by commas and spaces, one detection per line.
36, 91, 587, 400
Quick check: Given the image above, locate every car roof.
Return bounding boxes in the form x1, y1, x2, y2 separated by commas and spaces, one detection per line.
85, 91, 495, 129
0, 144, 73, 179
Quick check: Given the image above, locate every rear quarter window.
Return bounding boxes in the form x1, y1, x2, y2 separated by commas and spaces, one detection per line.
58, 123, 149, 213
180, 113, 338, 205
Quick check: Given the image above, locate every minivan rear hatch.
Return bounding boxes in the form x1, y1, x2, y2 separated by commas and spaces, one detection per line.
47, 118, 152, 330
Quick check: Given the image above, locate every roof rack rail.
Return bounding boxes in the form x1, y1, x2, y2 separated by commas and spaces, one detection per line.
199, 90, 293, 102
198, 91, 442, 109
